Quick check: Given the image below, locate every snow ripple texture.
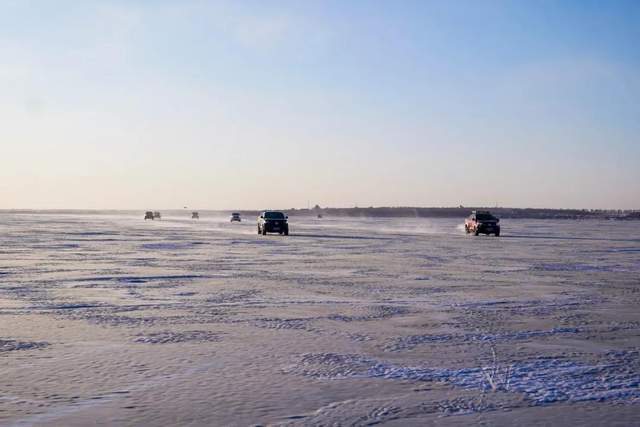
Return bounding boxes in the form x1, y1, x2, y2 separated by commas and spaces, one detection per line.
293, 350, 640, 405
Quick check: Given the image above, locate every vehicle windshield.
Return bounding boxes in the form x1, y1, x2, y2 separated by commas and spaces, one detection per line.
265, 212, 285, 220
476, 213, 496, 221
232, 213, 240, 216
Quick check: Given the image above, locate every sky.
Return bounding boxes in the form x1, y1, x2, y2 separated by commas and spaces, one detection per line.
1, 0, 639, 210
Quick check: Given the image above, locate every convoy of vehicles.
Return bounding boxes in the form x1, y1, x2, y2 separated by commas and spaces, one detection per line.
257, 211, 289, 235
143, 208, 501, 239
465, 210, 500, 236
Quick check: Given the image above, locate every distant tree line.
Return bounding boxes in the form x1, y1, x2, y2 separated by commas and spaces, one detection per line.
268, 206, 640, 220
4, 207, 638, 220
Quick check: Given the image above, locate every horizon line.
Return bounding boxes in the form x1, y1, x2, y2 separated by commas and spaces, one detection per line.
1, 206, 638, 212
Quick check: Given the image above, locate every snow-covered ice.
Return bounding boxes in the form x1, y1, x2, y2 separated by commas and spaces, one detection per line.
1, 213, 639, 425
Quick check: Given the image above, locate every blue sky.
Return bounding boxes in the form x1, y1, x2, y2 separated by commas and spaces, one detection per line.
1, 0, 638, 209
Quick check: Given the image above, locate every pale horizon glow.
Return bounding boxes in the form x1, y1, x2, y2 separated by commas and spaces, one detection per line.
1, 0, 639, 210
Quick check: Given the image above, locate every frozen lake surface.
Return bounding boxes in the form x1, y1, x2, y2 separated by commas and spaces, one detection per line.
1, 213, 639, 426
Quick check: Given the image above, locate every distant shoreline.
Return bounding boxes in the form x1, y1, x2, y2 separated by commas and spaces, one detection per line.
282, 207, 639, 220
2, 207, 638, 220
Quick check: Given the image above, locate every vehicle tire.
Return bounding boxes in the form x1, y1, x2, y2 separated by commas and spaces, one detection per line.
278, 231, 283, 235
495, 231, 500, 237
284, 228, 289, 236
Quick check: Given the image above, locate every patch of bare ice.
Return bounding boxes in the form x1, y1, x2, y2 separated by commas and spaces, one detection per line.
0, 339, 49, 352
533, 263, 620, 272
386, 327, 581, 351
327, 305, 410, 322
134, 330, 222, 344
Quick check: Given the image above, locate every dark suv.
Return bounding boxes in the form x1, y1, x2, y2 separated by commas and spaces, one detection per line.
465, 210, 500, 236
258, 211, 289, 235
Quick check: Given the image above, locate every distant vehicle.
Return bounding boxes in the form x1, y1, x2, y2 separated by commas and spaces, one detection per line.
230, 213, 241, 222
465, 210, 500, 236
317, 214, 323, 219
192, 211, 199, 219
144, 211, 154, 220
153, 211, 161, 220
258, 211, 289, 235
